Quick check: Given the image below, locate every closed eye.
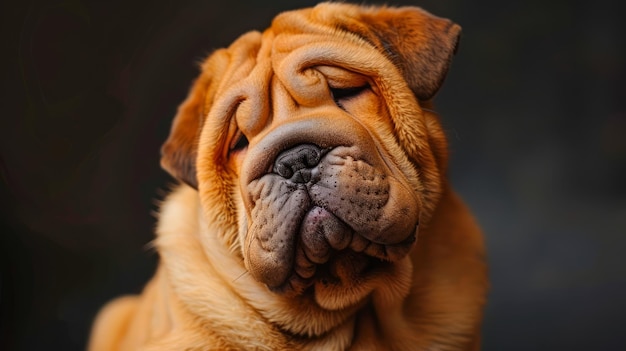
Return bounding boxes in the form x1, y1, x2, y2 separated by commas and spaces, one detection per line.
230, 130, 249, 153
330, 84, 369, 104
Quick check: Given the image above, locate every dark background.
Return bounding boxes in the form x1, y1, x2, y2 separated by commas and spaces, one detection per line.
2, 0, 625, 350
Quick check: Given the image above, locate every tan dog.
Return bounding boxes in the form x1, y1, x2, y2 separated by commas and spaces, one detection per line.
88, 3, 487, 350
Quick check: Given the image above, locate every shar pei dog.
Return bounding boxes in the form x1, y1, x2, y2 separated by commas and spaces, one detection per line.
89, 2, 488, 351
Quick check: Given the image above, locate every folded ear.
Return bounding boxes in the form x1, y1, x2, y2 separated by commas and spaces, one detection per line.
359, 6, 461, 101
160, 51, 227, 189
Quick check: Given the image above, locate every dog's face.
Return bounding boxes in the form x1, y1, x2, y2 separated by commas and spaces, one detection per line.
160, 3, 459, 310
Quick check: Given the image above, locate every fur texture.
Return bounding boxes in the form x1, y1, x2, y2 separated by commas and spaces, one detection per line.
89, 3, 487, 350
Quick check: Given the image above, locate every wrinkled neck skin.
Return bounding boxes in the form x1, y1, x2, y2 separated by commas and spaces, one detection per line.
156, 185, 405, 350
149, 184, 485, 351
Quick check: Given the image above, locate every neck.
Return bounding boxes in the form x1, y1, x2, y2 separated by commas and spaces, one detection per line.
155, 185, 368, 349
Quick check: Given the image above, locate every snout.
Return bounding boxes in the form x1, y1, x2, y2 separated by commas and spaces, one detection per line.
240, 117, 377, 189
240, 116, 420, 294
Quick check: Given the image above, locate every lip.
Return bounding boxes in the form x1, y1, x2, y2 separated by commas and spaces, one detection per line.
269, 233, 413, 299
269, 249, 377, 297
246, 158, 418, 295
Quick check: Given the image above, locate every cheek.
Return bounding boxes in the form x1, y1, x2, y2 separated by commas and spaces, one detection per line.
231, 151, 253, 256
237, 197, 249, 258
227, 149, 248, 177
342, 91, 393, 132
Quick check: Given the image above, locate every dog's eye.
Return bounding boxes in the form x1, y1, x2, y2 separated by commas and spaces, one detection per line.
330, 85, 369, 103
230, 130, 249, 152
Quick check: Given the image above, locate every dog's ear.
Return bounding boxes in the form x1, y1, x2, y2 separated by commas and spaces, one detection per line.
359, 7, 461, 101
160, 75, 207, 189
160, 52, 227, 189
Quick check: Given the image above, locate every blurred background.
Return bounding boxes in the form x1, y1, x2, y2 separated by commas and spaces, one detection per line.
1, 0, 625, 350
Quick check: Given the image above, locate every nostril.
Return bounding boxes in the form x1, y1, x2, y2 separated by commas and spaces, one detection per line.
273, 144, 323, 181
275, 162, 294, 178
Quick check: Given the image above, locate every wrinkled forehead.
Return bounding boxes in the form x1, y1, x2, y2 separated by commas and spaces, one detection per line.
210, 7, 401, 103
198, 4, 422, 148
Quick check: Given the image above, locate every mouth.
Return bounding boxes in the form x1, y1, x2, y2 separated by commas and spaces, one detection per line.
243, 144, 420, 299
271, 205, 416, 298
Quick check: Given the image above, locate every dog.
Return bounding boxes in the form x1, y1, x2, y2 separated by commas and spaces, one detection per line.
88, 3, 487, 350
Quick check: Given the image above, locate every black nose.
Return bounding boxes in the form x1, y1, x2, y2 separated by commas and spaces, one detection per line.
273, 144, 323, 183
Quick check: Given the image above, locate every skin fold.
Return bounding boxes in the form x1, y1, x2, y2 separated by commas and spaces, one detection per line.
89, 3, 488, 350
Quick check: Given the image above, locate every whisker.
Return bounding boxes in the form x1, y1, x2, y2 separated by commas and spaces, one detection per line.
421, 108, 439, 115
232, 270, 249, 283
143, 240, 158, 252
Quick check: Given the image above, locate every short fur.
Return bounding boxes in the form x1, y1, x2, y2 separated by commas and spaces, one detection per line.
89, 3, 487, 351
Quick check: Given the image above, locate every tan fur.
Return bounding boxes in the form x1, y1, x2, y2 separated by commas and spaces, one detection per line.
89, 3, 487, 350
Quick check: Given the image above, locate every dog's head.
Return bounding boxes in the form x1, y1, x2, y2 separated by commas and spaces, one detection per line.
160, 3, 459, 310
